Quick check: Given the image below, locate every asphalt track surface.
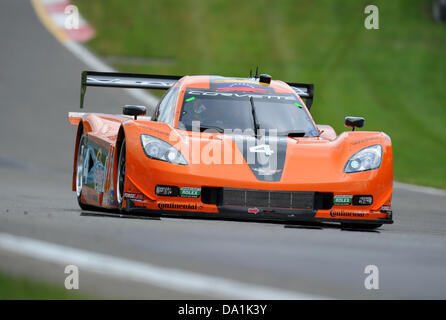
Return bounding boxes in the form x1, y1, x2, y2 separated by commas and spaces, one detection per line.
0, 0, 446, 299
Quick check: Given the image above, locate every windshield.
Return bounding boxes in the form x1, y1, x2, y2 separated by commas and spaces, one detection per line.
178, 89, 318, 136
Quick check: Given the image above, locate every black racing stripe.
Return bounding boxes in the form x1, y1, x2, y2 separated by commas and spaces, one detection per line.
232, 135, 287, 182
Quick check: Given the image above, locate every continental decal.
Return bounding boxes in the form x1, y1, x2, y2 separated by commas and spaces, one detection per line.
158, 202, 198, 210
330, 210, 369, 218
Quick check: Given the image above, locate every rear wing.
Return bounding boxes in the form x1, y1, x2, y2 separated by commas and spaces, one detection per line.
80, 71, 182, 108
285, 82, 314, 110
79, 71, 314, 110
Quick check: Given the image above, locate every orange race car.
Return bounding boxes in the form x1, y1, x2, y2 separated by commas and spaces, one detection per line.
68, 71, 393, 229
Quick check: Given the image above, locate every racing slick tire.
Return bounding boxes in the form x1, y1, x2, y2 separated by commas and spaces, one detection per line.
341, 223, 383, 230
76, 133, 95, 211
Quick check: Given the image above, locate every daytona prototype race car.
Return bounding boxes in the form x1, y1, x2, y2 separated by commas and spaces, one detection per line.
68, 71, 393, 229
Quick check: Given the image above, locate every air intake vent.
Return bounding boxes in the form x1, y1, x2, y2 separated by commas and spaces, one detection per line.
222, 188, 314, 210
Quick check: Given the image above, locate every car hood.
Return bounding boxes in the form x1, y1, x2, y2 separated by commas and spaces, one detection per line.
166, 129, 389, 186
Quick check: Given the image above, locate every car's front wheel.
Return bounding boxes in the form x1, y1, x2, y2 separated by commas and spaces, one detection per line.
76, 134, 94, 210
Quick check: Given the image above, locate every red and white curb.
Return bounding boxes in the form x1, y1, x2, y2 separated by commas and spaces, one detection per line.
38, 0, 94, 43
31, 0, 159, 108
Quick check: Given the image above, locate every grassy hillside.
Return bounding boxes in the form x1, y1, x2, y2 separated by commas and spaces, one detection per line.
74, 0, 446, 188
0, 272, 89, 299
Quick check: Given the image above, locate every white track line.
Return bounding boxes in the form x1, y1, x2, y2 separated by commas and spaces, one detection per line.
0, 232, 328, 299
394, 182, 446, 197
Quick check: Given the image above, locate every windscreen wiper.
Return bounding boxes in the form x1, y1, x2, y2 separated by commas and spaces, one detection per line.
249, 96, 260, 137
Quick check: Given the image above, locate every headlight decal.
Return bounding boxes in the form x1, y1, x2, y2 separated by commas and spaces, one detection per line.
344, 144, 382, 173
140, 134, 188, 165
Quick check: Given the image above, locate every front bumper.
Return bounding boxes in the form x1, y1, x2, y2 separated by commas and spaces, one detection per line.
123, 184, 393, 225
123, 149, 393, 226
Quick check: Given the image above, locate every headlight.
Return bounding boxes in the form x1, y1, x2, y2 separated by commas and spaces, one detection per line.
344, 144, 382, 173
140, 134, 188, 165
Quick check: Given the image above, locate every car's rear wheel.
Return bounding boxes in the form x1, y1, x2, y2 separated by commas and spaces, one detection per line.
341, 223, 382, 230
116, 137, 126, 211
76, 134, 94, 210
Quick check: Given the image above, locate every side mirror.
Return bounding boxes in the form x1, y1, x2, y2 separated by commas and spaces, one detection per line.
344, 116, 365, 131
123, 105, 147, 120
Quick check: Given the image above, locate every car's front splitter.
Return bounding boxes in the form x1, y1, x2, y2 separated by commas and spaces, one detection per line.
124, 199, 393, 225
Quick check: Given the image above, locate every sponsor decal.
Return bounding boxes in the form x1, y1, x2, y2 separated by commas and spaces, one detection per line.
108, 191, 116, 206
330, 210, 369, 218
248, 207, 259, 214
351, 136, 379, 145
158, 202, 198, 210
94, 165, 104, 186
106, 153, 116, 206
156, 185, 179, 196
353, 195, 373, 205
213, 79, 263, 85
146, 127, 169, 136
211, 79, 273, 91
87, 77, 173, 88
83, 142, 108, 193
216, 87, 267, 93
124, 193, 144, 202
333, 195, 353, 205
180, 187, 201, 198
186, 90, 295, 101
104, 190, 116, 206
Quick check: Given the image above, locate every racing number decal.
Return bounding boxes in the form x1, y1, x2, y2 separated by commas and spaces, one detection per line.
234, 136, 287, 182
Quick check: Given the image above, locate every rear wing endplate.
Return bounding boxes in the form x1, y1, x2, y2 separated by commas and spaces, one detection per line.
285, 82, 314, 110
80, 71, 183, 108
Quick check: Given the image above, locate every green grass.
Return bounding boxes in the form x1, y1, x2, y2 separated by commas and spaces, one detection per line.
73, 0, 446, 188
0, 272, 89, 299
